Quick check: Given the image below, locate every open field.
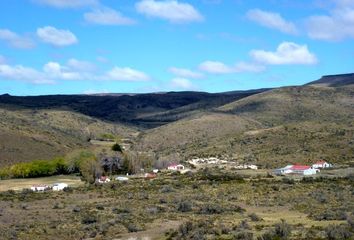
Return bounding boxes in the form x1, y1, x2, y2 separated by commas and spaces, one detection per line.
0, 169, 352, 240
0, 175, 83, 192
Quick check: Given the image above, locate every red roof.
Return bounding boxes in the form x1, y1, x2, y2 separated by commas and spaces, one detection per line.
290, 165, 311, 170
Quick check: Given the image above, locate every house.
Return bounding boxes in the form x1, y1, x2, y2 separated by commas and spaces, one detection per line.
312, 160, 332, 169
274, 165, 294, 175
290, 165, 318, 175
167, 164, 185, 171
274, 164, 318, 176
52, 183, 68, 191
97, 176, 111, 183
116, 176, 129, 181
152, 169, 159, 173
145, 173, 157, 179
30, 184, 49, 192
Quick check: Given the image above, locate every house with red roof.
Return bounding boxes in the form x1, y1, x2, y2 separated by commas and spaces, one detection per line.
167, 164, 185, 171
289, 165, 318, 175
274, 164, 318, 175
312, 160, 332, 169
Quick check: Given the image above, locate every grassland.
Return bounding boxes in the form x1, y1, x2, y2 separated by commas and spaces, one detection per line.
0, 168, 352, 240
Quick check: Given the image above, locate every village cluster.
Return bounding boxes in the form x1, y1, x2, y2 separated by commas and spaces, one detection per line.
30, 160, 333, 191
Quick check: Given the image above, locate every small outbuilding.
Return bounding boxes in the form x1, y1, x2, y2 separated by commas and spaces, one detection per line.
167, 164, 185, 171
30, 184, 49, 192
52, 183, 68, 191
312, 160, 332, 169
97, 176, 111, 183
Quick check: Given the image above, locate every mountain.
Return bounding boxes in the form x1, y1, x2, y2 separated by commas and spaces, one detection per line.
306, 73, 354, 87
136, 75, 354, 167
0, 107, 137, 167
1, 73, 354, 168
0, 89, 268, 129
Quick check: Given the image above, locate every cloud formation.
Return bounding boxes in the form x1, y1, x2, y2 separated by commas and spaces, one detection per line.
305, 3, 354, 41
136, 0, 203, 23
84, 7, 136, 25
105, 67, 150, 81
0, 59, 150, 84
198, 61, 234, 74
247, 9, 298, 35
170, 78, 195, 90
0, 29, 35, 49
169, 67, 204, 79
37, 26, 78, 46
250, 42, 317, 65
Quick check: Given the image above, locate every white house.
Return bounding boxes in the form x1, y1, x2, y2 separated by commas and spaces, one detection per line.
167, 164, 185, 171
312, 160, 332, 169
274, 165, 318, 176
274, 165, 294, 175
290, 165, 318, 175
97, 176, 111, 183
52, 183, 68, 191
116, 176, 129, 181
30, 184, 49, 192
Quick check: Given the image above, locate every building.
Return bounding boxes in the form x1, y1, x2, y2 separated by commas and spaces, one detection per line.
290, 165, 318, 175
312, 160, 332, 169
167, 164, 185, 171
273, 165, 294, 175
97, 176, 111, 183
30, 184, 49, 192
52, 183, 68, 191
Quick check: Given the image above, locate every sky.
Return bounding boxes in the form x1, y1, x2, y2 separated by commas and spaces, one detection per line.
0, 0, 353, 95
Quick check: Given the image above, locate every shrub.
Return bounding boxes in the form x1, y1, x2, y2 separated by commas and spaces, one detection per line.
249, 213, 262, 222
274, 219, 292, 239
177, 201, 192, 212
111, 143, 123, 152
325, 224, 353, 240
82, 214, 97, 224
199, 204, 224, 214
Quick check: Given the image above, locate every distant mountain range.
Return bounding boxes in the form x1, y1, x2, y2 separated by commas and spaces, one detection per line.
1, 73, 353, 167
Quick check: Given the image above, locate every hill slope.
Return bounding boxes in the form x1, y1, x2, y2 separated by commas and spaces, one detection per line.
0, 106, 137, 167
136, 79, 354, 167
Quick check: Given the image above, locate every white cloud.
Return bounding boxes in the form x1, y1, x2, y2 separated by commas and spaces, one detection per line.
234, 62, 266, 73
33, 0, 98, 8
0, 29, 35, 49
198, 61, 234, 74
37, 26, 78, 46
106, 67, 150, 81
246, 9, 298, 35
169, 67, 203, 79
67, 58, 96, 72
0, 64, 54, 84
0, 59, 151, 84
84, 7, 136, 25
135, 0, 204, 23
306, 5, 354, 41
170, 78, 195, 90
43, 62, 85, 80
250, 42, 317, 65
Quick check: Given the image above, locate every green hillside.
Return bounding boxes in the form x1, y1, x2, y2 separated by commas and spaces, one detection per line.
0, 106, 137, 167
136, 83, 354, 167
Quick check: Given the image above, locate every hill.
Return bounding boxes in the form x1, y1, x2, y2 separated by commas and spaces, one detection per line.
306, 73, 354, 87
136, 76, 354, 167
0, 106, 137, 167
0, 89, 268, 129
1, 73, 354, 167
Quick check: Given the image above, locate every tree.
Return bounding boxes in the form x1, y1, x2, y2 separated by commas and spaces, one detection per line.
111, 143, 123, 152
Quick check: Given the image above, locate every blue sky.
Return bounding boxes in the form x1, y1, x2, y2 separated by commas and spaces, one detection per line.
0, 0, 353, 95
